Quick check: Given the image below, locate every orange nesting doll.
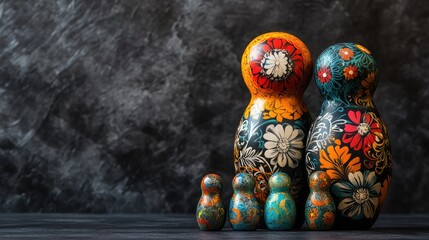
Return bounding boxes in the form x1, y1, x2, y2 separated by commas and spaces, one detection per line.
234, 32, 313, 228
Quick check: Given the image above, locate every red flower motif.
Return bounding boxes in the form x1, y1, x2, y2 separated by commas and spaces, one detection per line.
343, 65, 358, 80
342, 110, 381, 151
250, 38, 304, 93
317, 67, 332, 84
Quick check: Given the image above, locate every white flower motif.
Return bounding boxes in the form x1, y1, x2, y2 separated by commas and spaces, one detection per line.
261, 50, 293, 79
263, 124, 304, 168
332, 171, 381, 220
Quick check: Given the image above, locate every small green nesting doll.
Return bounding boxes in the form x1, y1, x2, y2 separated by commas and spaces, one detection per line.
305, 171, 336, 230
306, 43, 392, 229
229, 173, 260, 231
264, 172, 296, 230
196, 174, 226, 231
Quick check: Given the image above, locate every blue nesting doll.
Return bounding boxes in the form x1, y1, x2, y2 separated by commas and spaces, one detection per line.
306, 43, 392, 229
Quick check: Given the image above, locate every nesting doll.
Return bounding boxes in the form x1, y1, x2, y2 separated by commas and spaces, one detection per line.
306, 43, 392, 229
234, 32, 313, 227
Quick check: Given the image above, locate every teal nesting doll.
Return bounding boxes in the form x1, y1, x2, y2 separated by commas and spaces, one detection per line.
306, 43, 392, 229
264, 172, 296, 230
229, 173, 260, 230
234, 32, 313, 228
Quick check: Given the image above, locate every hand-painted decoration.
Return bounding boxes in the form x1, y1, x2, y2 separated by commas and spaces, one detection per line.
305, 171, 336, 230
234, 32, 313, 228
229, 173, 260, 231
196, 174, 226, 231
264, 172, 296, 230
306, 43, 392, 229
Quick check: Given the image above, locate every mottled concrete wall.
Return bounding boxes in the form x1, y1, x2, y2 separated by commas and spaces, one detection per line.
0, 0, 427, 213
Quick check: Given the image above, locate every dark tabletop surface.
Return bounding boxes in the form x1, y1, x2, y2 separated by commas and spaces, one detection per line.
0, 214, 428, 239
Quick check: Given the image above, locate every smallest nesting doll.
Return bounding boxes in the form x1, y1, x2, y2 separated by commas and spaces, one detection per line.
196, 173, 226, 231
229, 173, 260, 231
264, 172, 296, 230
305, 171, 336, 230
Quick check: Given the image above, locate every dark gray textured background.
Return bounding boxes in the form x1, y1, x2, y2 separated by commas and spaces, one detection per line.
0, 0, 428, 213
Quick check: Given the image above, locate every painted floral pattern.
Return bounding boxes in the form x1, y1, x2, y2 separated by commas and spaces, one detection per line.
249, 37, 305, 93
342, 110, 381, 151
343, 65, 358, 80
319, 139, 361, 181
332, 171, 381, 220
234, 120, 310, 199
263, 124, 304, 168
317, 67, 332, 84
339, 47, 354, 61
234, 114, 311, 229
307, 43, 392, 229
261, 50, 294, 78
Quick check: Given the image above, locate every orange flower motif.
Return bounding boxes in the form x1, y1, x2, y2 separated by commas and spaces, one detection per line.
323, 211, 335, 226
319, 139, 361, 181
263, 98, 305, 121
343, 65, 358, 80
308, 208, 319, 222
264, 99, 289, 122
339, 48, 354, 61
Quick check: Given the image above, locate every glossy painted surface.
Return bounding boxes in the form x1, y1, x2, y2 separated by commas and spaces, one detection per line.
234, 32, 313, 228
306, 43, 392, 229
305, 171, 336, 230
196, 174, 226, 231
264, 172, 296, 230
229, 173, 260, 231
